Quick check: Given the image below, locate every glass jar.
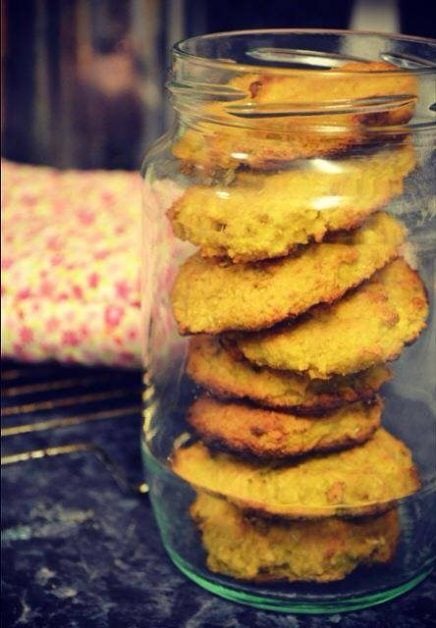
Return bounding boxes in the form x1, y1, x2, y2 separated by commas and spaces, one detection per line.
141, 30, 436, 613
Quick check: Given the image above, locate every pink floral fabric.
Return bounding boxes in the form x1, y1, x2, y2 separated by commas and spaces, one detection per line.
1, 160, 144, 367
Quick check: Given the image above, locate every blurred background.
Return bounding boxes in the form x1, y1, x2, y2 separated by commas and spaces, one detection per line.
2, 0, 435, 171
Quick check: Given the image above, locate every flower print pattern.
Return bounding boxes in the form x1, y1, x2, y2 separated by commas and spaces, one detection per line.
1, 161, 145, 367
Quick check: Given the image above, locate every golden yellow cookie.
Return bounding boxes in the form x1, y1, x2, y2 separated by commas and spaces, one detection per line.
238, 259, 428, 379
173, 123, 360, 174
171, 428, 421, 519
169, 143, 415, 262
231, 61, 416, 126
173, 61, 417, 171
187, 395, 381, 460
191, 492, 399, 583
171, 212, 405, 333
187, 336, 391, 413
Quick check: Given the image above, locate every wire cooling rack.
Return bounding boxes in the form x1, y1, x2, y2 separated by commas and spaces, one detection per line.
1, 360, 147, 495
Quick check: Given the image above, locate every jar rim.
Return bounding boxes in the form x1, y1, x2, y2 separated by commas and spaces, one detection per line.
173, 28, 436, 76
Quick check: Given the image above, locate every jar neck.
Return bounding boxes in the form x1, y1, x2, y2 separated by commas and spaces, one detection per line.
168, 31, 436, 132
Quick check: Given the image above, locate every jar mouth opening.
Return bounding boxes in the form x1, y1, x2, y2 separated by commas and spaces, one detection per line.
173, 28, 436, 76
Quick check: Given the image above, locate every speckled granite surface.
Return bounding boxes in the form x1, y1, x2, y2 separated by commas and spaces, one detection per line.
1, 361, 435, 628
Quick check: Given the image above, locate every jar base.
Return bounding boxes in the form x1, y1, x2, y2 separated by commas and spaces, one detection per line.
166, 547, 432, 614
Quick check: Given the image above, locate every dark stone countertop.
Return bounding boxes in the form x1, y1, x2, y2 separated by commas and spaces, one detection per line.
1, 360, 435, 628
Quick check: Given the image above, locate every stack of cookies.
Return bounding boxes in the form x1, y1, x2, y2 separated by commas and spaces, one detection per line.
167, 62, 429, 583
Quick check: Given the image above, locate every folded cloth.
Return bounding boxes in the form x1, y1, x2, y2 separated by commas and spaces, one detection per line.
1, 160, 144, 367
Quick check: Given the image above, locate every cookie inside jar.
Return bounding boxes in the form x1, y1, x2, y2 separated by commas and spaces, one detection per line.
167, 59, 427, 585
142, 30, 435, 611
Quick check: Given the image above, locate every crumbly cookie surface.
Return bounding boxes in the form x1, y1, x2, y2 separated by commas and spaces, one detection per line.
171, 212, 405, 333
171, 428, 421, 518
238, 259, 428, 378
191, 492, 399, 582
187, 336, 391, 413
172, 61, 416, 172
169, 143, 415, 262
172, 124, 361, 173
229, 61, 417, 128
187, 395, 381, 459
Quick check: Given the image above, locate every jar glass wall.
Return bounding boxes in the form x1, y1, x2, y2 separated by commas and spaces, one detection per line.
141, 30, 436, 613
